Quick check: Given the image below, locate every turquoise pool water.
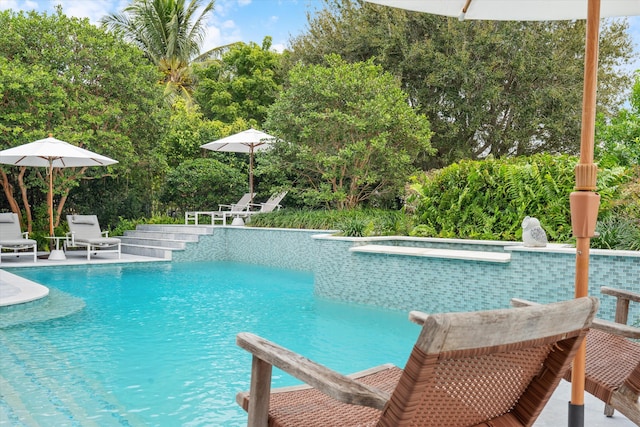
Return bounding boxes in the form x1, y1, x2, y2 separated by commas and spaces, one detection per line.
0, 262, 419, 426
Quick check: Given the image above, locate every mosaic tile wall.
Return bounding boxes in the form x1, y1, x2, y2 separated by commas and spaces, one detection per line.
173, 227, 640, 322
172, 227, 329, 271
313, 236, 640, 322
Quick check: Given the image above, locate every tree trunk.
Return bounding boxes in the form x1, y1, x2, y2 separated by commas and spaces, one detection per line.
0, 169, 23, 225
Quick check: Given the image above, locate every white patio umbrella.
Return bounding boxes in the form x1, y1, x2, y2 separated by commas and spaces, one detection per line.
366, 1, 640, 426
201, 128, 276, 201
0, 135, 118, 237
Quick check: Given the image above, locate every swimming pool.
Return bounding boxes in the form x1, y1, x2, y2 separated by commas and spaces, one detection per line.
0, 262, 419, 426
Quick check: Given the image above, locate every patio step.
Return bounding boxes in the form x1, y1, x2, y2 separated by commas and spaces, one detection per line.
120, 243, 174, 259
123, 229, 201, 242
119, 235, 188, 249
120, 224, 214, 260
135, 224, 214, 235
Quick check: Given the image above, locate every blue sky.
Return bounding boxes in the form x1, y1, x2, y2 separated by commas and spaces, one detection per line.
1, 0, 639, 70
0, 0, 319, 52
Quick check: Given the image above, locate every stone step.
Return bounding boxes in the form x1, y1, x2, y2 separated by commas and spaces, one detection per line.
119, 235, 188, 249
136, 224, 214, 235
123, 229, 201, 242
121, 243, 173, 260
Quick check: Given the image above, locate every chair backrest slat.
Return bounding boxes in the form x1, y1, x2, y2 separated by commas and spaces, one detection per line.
377, 297, 598, 427
259, 191, 287, 213
230, 193, 254, 211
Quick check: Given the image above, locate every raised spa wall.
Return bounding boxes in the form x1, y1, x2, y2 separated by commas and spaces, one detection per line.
173, 226, 640, 323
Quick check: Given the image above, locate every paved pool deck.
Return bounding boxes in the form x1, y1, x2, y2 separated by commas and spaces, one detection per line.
0, 252, 634, 426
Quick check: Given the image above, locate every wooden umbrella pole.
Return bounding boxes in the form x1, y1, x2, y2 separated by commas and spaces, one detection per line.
48, 161, 55, 237
569, 0, 601, 425
249, 145, 255, 203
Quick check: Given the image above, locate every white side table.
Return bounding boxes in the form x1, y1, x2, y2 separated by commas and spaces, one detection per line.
48, 236, 67, 260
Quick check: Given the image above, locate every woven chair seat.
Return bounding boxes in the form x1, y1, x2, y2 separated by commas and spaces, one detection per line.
567, 328, 640, 404
236, 298, 598, 427
240, 366, 401, 427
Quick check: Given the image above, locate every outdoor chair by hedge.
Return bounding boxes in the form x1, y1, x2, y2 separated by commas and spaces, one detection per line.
0, 212, 37, 264
248, 191, 287, 214
185, 193, 254, 225
236, 297, 598, 427
514, 287, 640, 425
65, 214, 121, 260
226, 191, 288, 225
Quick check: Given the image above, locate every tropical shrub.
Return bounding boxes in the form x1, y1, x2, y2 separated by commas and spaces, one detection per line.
248, 208, 413, 237
409, 154, 633, 243
160, 158, 248, 213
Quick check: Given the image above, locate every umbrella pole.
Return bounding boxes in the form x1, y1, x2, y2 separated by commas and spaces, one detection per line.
48, 161, 55, 237
569, 0, 601, 426
249, 146, 255, 203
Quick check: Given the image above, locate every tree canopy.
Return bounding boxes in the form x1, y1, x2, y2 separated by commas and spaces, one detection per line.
264, 54, 433, 209
101, 0, 216, 100
0, 8, 167, 233
288, 0, 634, 168
194, 37, 284, 126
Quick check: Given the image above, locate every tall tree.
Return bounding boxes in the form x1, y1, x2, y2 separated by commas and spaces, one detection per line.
194, 37, 284, 125
0, 9, 167, 233
264, 55, 433, 209
288, 0, 634, 169
596, 73, 640, 168
101, 0, 225, 100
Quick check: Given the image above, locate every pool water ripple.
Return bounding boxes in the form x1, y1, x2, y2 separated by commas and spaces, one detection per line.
0, 261, 419, 426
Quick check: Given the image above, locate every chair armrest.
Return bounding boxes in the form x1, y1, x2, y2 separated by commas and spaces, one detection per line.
601, 286, 640, 329
65, 231, 75, 246
409, 310, 429, 326
101, 230, 109, 237
21, 231, 29, 239
601, 287, 640, 304
592, 318, 640, 339
236, 332, 390, 410
510, 298, 640, 339
218, 204, 233, 210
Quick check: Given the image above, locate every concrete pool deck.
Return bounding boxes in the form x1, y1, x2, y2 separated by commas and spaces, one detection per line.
0, 253, 634, 426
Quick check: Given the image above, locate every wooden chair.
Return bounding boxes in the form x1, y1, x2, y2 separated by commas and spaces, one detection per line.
236, 297, 598, 427
513, 287, 640, 425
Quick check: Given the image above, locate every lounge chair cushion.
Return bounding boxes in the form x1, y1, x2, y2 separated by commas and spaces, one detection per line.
0, 214, 16, 223
69, 215, 97, 225
0, 238, 37, 246
74, 237, 121, 245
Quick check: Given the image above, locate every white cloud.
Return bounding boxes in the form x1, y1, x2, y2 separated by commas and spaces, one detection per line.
39, 0, 129, 25
1, 0, 39, 12
0, 0, 20, 11
271, 42, 286, 53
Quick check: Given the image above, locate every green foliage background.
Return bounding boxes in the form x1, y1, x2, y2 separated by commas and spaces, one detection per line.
408, 154, 635, 242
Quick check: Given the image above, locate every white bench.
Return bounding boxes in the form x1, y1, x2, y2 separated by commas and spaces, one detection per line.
349, 245, 511, 263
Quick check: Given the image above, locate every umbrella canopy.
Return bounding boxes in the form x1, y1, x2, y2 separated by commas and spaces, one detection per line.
367, 0, 639, 20
201, 128, 276, 200
366, 1, 640, 426
0, 135, 118, 236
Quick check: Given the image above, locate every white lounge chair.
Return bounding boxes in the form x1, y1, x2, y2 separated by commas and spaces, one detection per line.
185, 193, 254, 225
0, 213, 37, 264
224, 191, 288, 225
65, 215, 121, 260
249, 191, 287, 214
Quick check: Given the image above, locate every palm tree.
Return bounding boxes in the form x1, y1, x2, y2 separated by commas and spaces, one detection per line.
102, 0, 233, 101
